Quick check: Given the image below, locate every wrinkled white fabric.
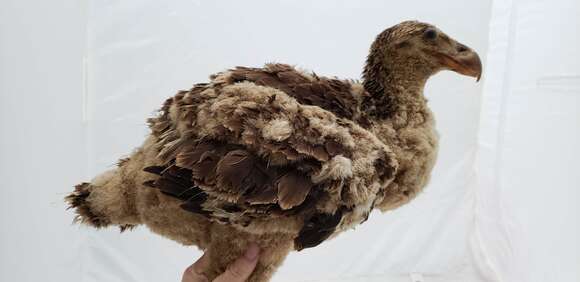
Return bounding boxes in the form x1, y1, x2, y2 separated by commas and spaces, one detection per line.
0, 0, 577, 282
472, 1, 580, 282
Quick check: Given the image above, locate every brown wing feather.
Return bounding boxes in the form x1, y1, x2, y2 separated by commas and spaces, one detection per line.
277, 171, 313, 210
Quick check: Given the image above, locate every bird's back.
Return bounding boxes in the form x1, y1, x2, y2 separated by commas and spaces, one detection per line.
216, 64, 371, 126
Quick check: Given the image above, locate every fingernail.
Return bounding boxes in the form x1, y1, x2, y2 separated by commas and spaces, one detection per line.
244, 243, 260, 260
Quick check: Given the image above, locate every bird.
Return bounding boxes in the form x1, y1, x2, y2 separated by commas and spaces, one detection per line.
66, 20, 481, 282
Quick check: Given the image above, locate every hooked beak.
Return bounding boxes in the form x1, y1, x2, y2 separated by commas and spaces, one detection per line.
434, 45, 482, 82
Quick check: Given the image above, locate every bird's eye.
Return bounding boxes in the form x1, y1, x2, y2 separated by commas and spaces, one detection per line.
424, 29, 437, 40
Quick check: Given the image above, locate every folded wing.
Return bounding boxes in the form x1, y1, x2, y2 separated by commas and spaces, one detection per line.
144, 64, 397, 248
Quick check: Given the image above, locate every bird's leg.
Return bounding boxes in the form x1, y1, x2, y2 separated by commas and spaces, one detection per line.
203, 224, 294, 282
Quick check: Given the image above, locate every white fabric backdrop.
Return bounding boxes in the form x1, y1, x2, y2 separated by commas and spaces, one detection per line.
473, 0, 580, 281
0, 0, 577, 282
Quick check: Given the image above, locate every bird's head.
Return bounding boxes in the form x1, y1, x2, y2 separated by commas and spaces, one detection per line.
364, 21, 482, 89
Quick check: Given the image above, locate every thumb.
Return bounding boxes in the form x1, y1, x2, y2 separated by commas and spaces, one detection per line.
182, 253, 210, 282
213, 244, 260, 282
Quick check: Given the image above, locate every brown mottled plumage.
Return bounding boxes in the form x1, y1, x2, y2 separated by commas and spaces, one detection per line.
65, 21, 481, 282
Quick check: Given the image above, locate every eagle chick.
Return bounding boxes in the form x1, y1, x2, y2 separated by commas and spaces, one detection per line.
66, 21, 481, 282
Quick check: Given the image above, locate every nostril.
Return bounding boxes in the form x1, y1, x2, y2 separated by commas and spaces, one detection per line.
457, 44, 469, 53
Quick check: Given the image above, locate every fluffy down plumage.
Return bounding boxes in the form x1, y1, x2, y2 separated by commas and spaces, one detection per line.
66, 21, 481, 282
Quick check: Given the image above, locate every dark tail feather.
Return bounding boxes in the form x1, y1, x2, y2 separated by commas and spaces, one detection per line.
65, 183, 111, 228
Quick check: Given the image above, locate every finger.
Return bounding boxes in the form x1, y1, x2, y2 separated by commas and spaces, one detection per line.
182, 253, 210, 282
193, 252, 210, 274
213, 244, 260, 282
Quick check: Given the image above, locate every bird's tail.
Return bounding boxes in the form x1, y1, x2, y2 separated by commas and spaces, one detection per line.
65, 168, 140, 232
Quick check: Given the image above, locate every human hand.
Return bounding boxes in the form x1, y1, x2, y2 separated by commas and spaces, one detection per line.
182, 243, 260, 282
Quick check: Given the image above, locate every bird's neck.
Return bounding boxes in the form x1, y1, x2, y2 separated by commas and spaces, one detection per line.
362, 62, 429, 121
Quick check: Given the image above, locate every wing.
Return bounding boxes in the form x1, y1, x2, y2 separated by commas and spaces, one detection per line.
145, 64, 397, 249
